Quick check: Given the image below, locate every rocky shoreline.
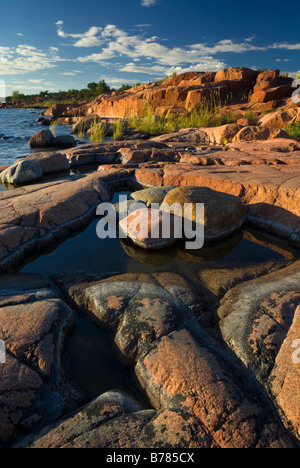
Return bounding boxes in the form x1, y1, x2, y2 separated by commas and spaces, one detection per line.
0, 68, 299, 448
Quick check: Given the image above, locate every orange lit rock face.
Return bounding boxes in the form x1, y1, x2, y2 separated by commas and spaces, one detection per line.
53, 67, 296, 122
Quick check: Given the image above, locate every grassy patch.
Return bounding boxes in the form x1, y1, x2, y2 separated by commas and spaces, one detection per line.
127, 98, 236, 137
112, 120, 125, 140
286, 122, 300, 140
90, 122, 107, 142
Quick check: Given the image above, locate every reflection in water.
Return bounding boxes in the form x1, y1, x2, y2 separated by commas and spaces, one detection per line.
63, 316, 146, 404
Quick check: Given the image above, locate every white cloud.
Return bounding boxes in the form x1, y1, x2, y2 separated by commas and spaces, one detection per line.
0, 44, 63, 75
56, 22, 103, 47
271, 42, 300, 50
16, 33, 24, 37
76, 26, 231, 71
61, 70, 83, 75
29, 79, 44, 83
276, 58, 292, 63
101, 75, 146, 86
141, 0, 158, 6
6, 83, 56, 92
51, 22, 300, 81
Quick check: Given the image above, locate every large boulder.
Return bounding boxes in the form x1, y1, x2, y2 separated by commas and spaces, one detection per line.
0, 160, 43, 185
22, 152, 70, 174
131, 186, 176, 206
53, 135, 77, 149
202, 124, 243, 144
160, 186, 247, 241
215, 67, 257, 88
259, 107, 300, 128
29, 129, 54, 148
42, 103, 76, 117
232, 126, 291, 142
250, 85, 293, 103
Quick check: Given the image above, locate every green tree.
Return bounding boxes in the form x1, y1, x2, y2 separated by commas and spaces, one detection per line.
118, 84, 132, 92
96, 79, 111, 95
11, 90, 26, 102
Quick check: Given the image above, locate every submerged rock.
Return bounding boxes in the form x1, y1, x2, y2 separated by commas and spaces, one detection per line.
0, 160, 43, 185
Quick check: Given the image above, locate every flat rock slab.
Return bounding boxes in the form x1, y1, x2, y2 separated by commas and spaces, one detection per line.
270, 306, 300, 439
0, 275, 76, 446
0, 173, 108, 272
51, 271, 297, 448
19, 391, 216, 449
53, 272, 206, 361
136, 328, 294, 448
219, 260, 300, 438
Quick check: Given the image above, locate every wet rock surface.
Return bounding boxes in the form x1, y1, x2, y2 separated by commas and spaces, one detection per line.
0, 89, 300, 448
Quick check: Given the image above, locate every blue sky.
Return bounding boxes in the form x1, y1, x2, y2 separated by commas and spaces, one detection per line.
1, 0, 299, 94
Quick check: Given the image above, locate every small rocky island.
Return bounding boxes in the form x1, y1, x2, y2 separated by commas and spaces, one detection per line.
0, 68, 299, 448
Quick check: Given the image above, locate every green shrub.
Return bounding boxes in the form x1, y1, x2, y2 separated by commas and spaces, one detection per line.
286, 122, 300, 140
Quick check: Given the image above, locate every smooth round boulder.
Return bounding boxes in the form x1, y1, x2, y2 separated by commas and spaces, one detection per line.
53, 135, 77, 149
119, 208, 179, 250
160, 186, 247, 241
131, 186, 176, 207
0, 160, 43, 185
29, 129, 54, 148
